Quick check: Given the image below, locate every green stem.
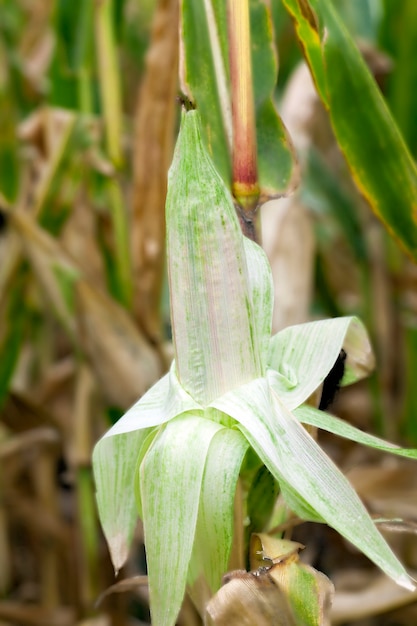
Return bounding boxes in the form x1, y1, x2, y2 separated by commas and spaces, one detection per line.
95, 0, 123, 167
95, 0, 133, 308
74, 363, 100, 610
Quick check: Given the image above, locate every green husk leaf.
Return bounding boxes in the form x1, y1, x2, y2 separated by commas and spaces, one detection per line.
212, 379, 415, 590
267, 316, 374, 410
295, 405, 417, 460
140, 414, 223, 626
167, 110, 261, 405
188, 426, 249, 594
92, 428, 151, 572
250, 0, 298, 198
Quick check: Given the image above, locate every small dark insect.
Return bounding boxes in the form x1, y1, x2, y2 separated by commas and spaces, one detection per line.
0, 206, 8, 233
319, 349, 347, 411
177, 91, 196, 111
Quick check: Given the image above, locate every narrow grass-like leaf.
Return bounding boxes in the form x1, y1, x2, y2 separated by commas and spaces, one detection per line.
267, 317, 374, 410
189, 427, 249, 593
212, 379, 415, 590
92, 429, 151, 572
282, 0, 417, 260
0, 274, 27, 407
140, 414, 222, 626
295, 405, 417, 460
167, 110, 261, 404
249, 0, 298, 199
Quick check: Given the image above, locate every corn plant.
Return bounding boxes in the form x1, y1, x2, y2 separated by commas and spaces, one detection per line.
92, 0, 417, 624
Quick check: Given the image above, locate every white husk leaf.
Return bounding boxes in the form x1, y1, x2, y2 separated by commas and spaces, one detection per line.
166, 110, 262, 405
188, 427, 249, 593
103, 362, 202, 438
212, 378, 415, 591
140, 414, 223, 626
93, 429, 151, 572
267, 316, 375, 410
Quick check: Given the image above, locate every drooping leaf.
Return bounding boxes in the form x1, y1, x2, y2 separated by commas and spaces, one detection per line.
267, 316, 374, 410
93, 428, 151, 572
212, 378, 415, 590
295, 405, 417, 460
140, 414, 222, 626
93, 363, 204, 572
189, 426, 249, 594
282, 0, 417, 260
380, 0, 417, 158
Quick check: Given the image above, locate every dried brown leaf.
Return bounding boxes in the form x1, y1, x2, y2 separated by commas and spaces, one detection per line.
262, 197, 314, 332
132, 0, 179, 344
0, 602, 74, 626
12, 210, 162, 407
95, 575, 148, 606
205, 569, 297, 626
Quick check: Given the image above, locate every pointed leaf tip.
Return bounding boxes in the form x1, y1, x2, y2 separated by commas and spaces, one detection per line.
166, 110, 261, 404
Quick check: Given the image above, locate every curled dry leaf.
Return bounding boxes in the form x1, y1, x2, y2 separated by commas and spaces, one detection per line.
207, 534, 334, 626
95, 575, 148, 607
205, 569, 297, 626
132, 0, 179, 343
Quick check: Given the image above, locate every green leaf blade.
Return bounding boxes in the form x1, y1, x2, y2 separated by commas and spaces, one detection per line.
250, 0, 298, 198
181, 0, 231, 183
283, 0, 417, 260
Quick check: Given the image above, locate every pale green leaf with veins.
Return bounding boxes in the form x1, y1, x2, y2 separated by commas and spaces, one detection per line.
93, 110, 415, 626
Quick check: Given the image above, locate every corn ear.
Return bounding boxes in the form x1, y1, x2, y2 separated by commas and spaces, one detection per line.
166, 110, 262, 405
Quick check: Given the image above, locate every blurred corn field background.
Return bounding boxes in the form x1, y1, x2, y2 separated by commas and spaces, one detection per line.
1, 0, 417, 624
